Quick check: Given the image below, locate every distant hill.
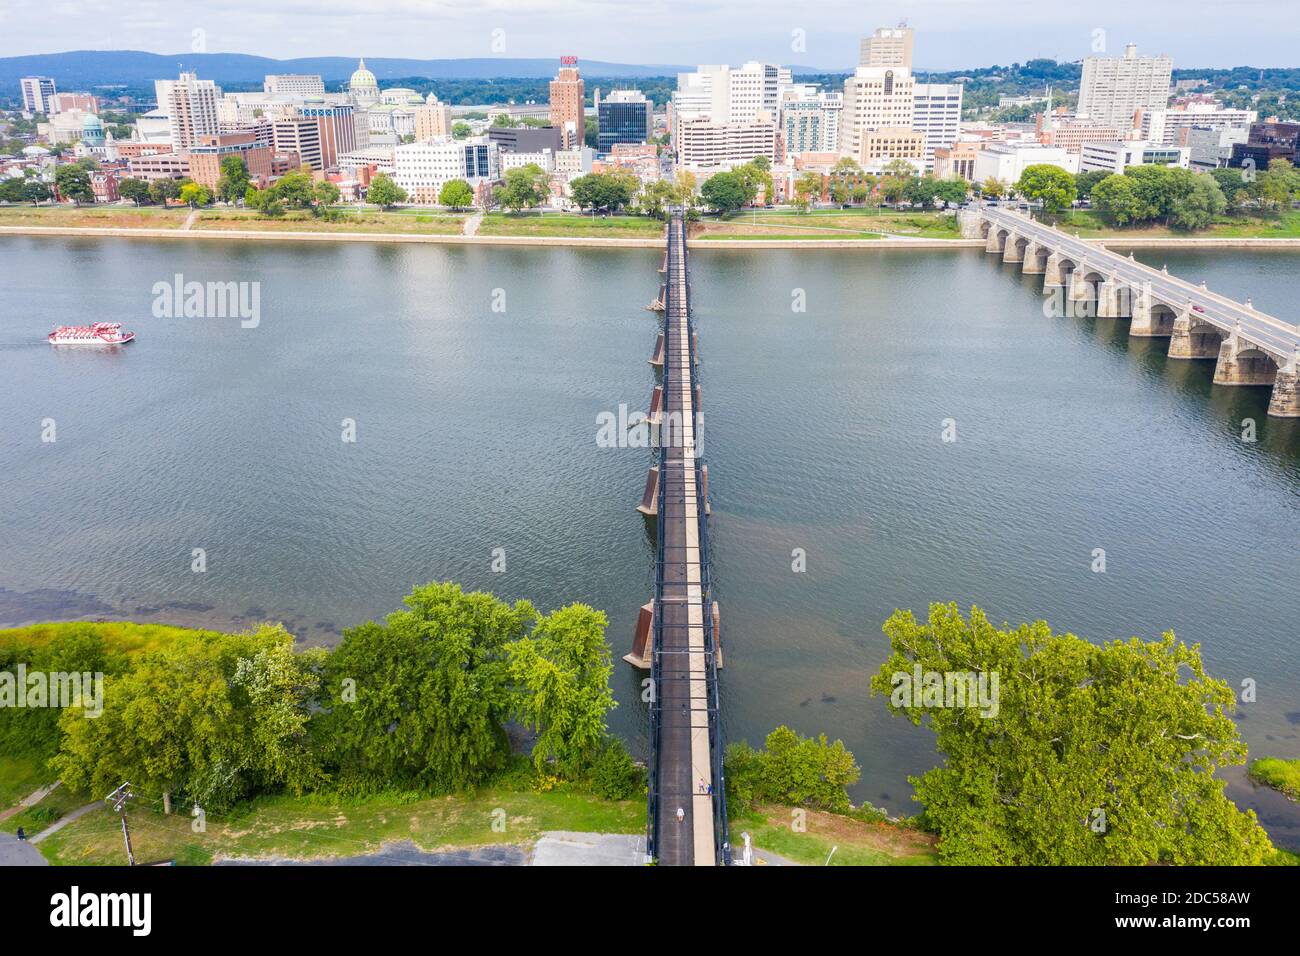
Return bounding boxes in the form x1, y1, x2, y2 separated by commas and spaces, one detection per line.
0, 50, 694, 91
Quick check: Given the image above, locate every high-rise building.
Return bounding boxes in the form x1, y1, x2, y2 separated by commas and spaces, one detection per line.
20, 76, 57, 114
597, 90, 652, 152
549, 57, 586, 150
779, 86, 842, 155
263, 74, 325, 97
272, 117, 324, 170
155, 72, 222, 150
414, 99, 453, 141
860, 25, 914, 69
188, 132, 273, 189
839, 66, 916, 164
676, 117, 777, 168
297, 102, 357, 168
1077, 44, 1172, 132
672, 62, 789, 161
48, 92, 98, 115
913, 82, 964, 170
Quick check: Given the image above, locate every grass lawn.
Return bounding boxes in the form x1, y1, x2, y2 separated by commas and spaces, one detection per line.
35, 784, 644, 865
192, 208, 466, 235
0, 782, 88, 835
0, 203, 188, 229
696, 232, 883, 241
736, 804, 938, 866
1049, 209, 1300, 239
0, 620, 217, 658
1250, 757, 1300, 801
0, 752, 53, 810
478, 212, 664, 238
697, 209, 959, 240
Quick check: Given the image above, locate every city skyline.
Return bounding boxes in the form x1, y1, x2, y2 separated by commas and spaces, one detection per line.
1, 0, 1298, 70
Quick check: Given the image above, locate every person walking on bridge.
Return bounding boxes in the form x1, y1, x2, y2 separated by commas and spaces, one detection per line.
676, 807, 685, 825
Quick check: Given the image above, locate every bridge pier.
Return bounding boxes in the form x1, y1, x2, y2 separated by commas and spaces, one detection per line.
624, 601, 655, 668
1268, 366, 1300, 417
1096, 277, 1129, 318
1021, 241, 1046, 274
1068, 265, 1095, 311
649, 331, 664, 367
1168, 311, 1222, 360
1043, 252, 1066, 288
1213, 335, 1280, 386
1002, 233, 1024, 263
985, 229, 1004, 254
636, 465, 659, 515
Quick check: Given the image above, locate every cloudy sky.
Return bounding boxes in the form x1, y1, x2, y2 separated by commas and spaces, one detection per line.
1, 0, 1295, 69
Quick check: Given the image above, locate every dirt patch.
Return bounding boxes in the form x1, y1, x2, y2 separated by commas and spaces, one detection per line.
758, 804, 936, 856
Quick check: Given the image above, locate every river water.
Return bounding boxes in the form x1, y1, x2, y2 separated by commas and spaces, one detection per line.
2, 236, 1297, 845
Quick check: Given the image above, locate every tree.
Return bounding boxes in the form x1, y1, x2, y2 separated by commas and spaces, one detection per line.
434, 178, 472, 210
1257, 157, 1300, 211
178, 180, 212, 208
54, 163, 94, 205
583, 116, 599, 150
1169, 173, 1227, 230
1074, 168, 1110, 200
827, 158, 863, 206
793, 171, 822, 212
148, 177, 181, 205
272, 168, 315, 210
366, 172, 407, 210
495, 162, 549, 211
53, 626, 323, 813
699, 171, 747, 214
932, 177, 970, 207
451, 121, 472, 140
320, 583, 537, 793
507, 604, 615, 775
491, 113, 515, 127
1016, 163, 1076, 213
733, 160, 772, 206
1210, 167, 1251, 209
981, 177, 1006, 201
118, 177, 151, 206
216, 156, 251, 205
870, 604, 1274, 865
639, 178, 677, 219
1091, 173, 1144, 226
724, 726, 861, 813
313, 180, 340, 210
568, 172, 635, 213
903, 174, 940, 209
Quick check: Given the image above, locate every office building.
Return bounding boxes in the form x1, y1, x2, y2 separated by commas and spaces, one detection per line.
188, 132, 273, 189
47, 92, 99, 115
913, 83, 963, 170
676, 117, 777, 167
273, 117, 324, 170
1139, 104, 1256, 145
155, 72, 222, 149
597, 90, 653, 152
297, 101, 357, 168
263, 74, 325, 97
489, 125, 565, 155
1229, 121, 1300, 170
1077, 44, 1172, 132
20, 76, 57, 113
549, 57, 585, 149
839, 66, 915, 163
860, 25, 914, 69
779, 87, 842, 155
414, 99, 453, 141
972, 142, 1078, 183
392, 137, 499, 203
1079, 140, 1189, 174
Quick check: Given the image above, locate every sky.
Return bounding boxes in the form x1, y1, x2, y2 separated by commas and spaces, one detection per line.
1, 0, 1296, 70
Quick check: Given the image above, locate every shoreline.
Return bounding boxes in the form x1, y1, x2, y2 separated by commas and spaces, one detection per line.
6, 223, 1300, 250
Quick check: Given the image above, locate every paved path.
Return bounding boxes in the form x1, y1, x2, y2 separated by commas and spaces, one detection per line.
0, 832, 48, 865
531, 831, 646, 866
463, 211, 484, 236
218, 840, 526, 866
0, 782, 59, 823
30, 802, 100, 843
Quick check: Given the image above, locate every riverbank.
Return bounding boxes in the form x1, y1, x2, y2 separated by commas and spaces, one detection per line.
10, 222, 1300, 251
6, 204, 1300, 249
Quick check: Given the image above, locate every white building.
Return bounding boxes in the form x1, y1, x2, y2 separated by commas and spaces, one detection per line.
392, 137, 499, 203
501, 148, 554, 174
676, 117, 777, 167
263, 74, 325, 97
337, 144, 396, 175
972, 142, 1078, 184
1140, 104, 1256, 146
155, 72, 222, 150
553, 147, 594, 177
672, 62, 790, 153
20, 76, 56, 114
913, 82, 964, 170
1077, 44, 1172, 132
1078, 140, 1190, 174
860, 25, 914, 69
839, 65, 916, 162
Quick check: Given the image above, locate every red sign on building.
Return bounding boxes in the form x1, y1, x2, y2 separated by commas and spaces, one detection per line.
560, 55, 578, 67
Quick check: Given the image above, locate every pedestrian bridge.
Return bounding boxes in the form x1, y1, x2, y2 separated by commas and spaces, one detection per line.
624, 211, 728, 866
961, 207, 1300, 417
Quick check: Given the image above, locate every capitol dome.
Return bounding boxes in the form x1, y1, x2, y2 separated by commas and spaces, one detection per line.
349, 58, 379, 105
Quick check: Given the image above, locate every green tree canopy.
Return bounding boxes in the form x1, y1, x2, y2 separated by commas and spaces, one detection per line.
366, 172, 408, 209
725, 726, 861, 814
54, 163, 94, 205
117, 177, 151, 206
1016, 163, 1077, 213
216, 156, 251, 205
699, 170, 748, 214
438, 178, 475, 209
870, 604, 1274, 865
495, 162, 549, 211
1090, 173, 1144, 225
569, 171, 636, 213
